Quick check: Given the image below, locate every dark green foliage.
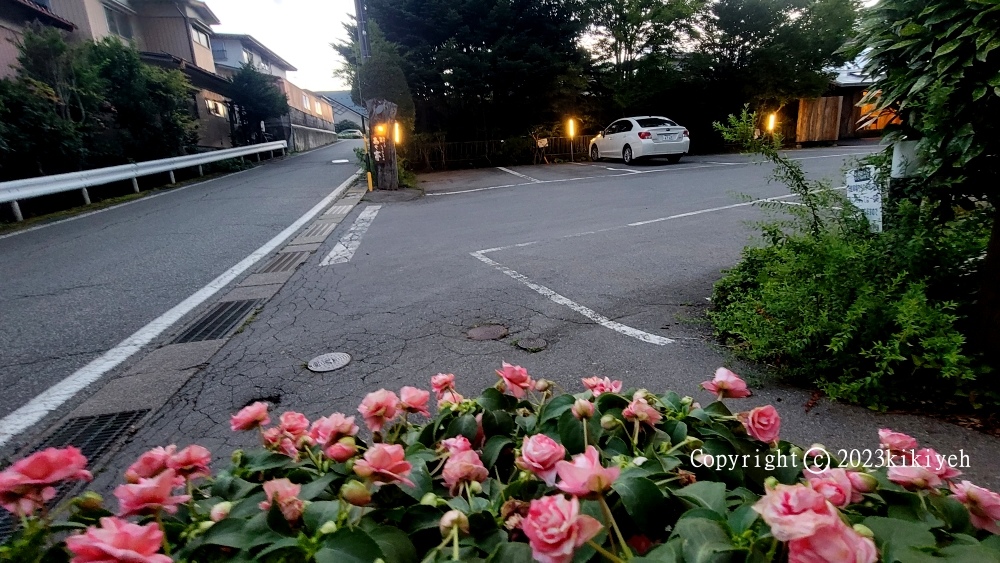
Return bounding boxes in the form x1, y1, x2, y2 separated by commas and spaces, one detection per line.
334, 120, 362, 133
710, 109, 990, 411
228, 64, 289, 145
333, 21, 415, 131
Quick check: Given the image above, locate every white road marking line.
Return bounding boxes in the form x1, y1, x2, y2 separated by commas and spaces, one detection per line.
605, 167, 640, 174
324, 205, 353, 216
471, 251, 673, 346
0, 169, 363, 449
496, 167, 541, 182
431, 151, 876, 197
320, 205, 382, 266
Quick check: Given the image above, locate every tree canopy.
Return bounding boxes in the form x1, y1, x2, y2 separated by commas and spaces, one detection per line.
228, 64, 290, 145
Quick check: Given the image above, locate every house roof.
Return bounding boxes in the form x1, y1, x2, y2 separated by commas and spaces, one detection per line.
828, 53, 877, 88
5, 0, 76, 30
140, 51, 233, 96
316, 91, 366, 116
213, 33, 297, 71
190, 0, 220, 25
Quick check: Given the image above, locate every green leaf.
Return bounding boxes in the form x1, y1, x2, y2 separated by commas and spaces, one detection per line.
402, 504, 446, 533
254, 538, 303, 559
482, 410, 516, 437
200, 518, 248, 548
300, 472, 338, 500
595, 392, 630, 412
636, 540, 683, 562
900, 23, 925, 37
940, 544, 1000, 562
243, 451, 295, 472
908, 75, 935, 95
727, 504, 759, 534
369, 526, 418, 563
304, 500, 342, 535
477, 388, 516, 411
539, 394, 576, 424
399, 461, 433, 501
487, 542, 534, 563
446, 414, 479, 442
612, 476, 668, 535
864, 516, 937, 563
316, 529, 385, 563
673, 482, 727, 516
482, 435, 514, 468
671, 518, 737, 563
978, 38, 1000, 62
974, 86, 988, 101
558, 410, 586, 454
929, 494, 971, 532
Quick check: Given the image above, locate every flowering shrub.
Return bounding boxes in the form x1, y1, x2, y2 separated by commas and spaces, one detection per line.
3, 365, 1000, 562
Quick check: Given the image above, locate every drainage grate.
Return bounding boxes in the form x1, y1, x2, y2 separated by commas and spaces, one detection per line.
258, 251, 309, 274
172, 299, 262, 344
300, 222, 336, 239
324, 205, 353, 216
0, 410, 150, 541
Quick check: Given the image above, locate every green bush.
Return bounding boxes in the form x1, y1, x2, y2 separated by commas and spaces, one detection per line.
709, 109, 989, 411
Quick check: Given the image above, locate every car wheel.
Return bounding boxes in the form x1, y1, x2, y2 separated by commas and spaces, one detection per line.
667, 154, 682, 164
590, 145, 600, 162
622, 145, 633, 165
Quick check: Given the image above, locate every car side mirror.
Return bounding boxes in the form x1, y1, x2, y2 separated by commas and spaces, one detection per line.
599, 130, 605, 137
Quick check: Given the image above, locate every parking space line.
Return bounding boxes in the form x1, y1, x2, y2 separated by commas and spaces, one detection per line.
320, 205, 382, 266
471, 251, 674, 346
497, 167, 541, 182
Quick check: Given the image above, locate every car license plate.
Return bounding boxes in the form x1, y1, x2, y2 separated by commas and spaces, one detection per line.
660, 134, 679, 141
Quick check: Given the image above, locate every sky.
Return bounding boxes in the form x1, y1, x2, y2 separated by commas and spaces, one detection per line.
208, 0, 356, 92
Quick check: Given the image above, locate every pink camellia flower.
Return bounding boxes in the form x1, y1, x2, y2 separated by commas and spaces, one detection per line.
309, 413, 359, 447
168, 445, 211, 481
496, 362, 534, 399
517, 434, 566, 486
259, 478, 305, 522
571, 399, 595, 420
701, 367, 751, 398
278, 412, 310, 439
623, 392, 662, 427
887, 464, 943, 490
806, 468, 858, 507
846, 470, 878, 495
431, 373, 456, 398
65, 517, 171, 563
556, 446, 620, 496
441, 436, 473, 455
115, 469, 190, 517
230, 402, 270, 431
437, 390, 465, 408
950, 480, 1000, 534
878, 429, 918, 456
0, 447, 93, 516
443, 450, 489, 495
353, 444, 414, 487
262, 427, 282, 447
739, 405, 781, 444
400, 386, 432, 417
787, 521, 878, 563
913, 448, 962, 481
581, 377, 622, 397
124, 446, 175, 484
325, 438, 358, 463
752, 483, 839, 541
522, 494, 603, 563
358, 389, 400, 433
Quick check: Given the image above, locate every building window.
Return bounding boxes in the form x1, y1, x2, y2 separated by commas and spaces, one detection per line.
206, 99, 228, 118
259, 59, 271, 72
316, 103, 323, 116
302, 95, 311, 111
192, 27, 211, 48
104, 7, 134, 39
242, 48, 254, 64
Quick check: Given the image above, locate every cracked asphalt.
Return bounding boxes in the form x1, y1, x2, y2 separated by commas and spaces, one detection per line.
8, 141, 1000, 493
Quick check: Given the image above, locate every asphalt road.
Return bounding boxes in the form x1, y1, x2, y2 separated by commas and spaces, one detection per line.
0, 142, 362, 426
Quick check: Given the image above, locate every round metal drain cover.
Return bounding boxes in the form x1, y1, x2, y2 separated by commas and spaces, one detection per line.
308, 352, 351, 372
468, 325, 508, 341
517, 338, 548, 352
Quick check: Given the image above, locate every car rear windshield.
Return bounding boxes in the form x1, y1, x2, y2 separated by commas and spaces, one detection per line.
636, 118, 676, 128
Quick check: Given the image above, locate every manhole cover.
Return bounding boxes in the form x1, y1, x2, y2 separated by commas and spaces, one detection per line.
308, 352, 351, 372
517, 338, 548, 352
468, 325, 508, 341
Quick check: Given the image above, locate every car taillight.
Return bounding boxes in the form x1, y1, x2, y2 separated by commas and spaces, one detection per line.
638, 131, 652, 139
683, 129, 689, 137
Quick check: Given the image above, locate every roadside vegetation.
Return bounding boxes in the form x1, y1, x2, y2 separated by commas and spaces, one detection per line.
710, 0, 999, 419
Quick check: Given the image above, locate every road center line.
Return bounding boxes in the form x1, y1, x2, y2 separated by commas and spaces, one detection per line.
320, 205, 382, 266
0, 170, 362, 449
471, 251, 673, 346
496, 167, 541, 182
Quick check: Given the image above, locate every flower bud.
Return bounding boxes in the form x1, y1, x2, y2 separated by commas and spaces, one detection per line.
764, 476, 780, 490
198, 521, 215, 532
344, 459, 355, 473
468, 481, 483, 495
72, 491, 104, 512
600, 414, 619, 430
848, 471, 879, 493
231, 449, 244, 466
318, 521, 339, 535
680, 396, 693, 406
420, 492, 440, 506
210, 501, 232, 522
572, 399, 594, 420
852, 524, 875, 539
534, 379, 553, 392
342, 480, 372, 506
439, 510, 470, 537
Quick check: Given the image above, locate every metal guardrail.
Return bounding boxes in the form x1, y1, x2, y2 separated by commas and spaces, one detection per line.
0, 141, 288, 221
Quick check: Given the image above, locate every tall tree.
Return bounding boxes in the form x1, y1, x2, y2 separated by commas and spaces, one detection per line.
333, 20, 415, 130
228, 64, 289, 145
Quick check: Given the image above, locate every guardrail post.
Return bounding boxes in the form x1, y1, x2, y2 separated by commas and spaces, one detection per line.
168, 170, 176, 184
10, 201, 23, 222
131, 177, 140, 194
256, 152, 261, 162
81, 188, 91, 205
198, 165, 204, 177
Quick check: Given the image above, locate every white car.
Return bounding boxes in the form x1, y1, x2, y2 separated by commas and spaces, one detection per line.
589, 116, 690, 165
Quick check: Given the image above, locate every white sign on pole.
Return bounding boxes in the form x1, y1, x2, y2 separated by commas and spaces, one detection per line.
846, 165, 883, 233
